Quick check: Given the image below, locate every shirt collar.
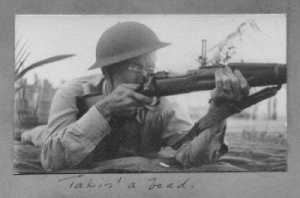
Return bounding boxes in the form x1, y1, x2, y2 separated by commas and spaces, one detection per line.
88, 74, 103, 88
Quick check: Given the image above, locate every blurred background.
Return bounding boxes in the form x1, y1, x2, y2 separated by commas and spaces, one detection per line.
14, 15, 287, 171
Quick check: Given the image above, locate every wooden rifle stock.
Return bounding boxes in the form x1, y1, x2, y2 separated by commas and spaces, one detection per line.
77, 63, 287, 113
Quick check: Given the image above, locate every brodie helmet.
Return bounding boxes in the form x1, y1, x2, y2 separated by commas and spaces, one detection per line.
89, 21, 170, 70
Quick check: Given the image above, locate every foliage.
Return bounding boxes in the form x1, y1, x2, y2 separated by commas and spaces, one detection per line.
14, 37, 75, 128
15, 54, 75, 81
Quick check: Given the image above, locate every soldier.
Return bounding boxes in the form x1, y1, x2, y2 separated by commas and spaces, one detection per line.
39, 21, 249, 171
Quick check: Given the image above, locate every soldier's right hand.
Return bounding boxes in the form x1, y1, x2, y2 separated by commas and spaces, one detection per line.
95, 84, 153, 118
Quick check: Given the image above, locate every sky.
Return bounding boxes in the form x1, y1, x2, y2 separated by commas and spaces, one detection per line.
15, 14, 287, 119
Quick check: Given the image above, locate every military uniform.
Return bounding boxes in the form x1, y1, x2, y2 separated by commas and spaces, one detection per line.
36, 74, 228, 171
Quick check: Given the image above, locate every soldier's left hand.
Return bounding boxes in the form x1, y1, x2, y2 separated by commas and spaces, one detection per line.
210, 66, 250, 107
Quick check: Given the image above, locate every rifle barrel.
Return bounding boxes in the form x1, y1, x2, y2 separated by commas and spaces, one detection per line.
142, 63, 287, 97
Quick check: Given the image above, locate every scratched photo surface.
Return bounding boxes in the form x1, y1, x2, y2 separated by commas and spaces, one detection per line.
14, 14, 287, 174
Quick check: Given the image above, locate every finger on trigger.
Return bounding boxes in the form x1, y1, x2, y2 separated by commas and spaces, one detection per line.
131, 91, 152, 104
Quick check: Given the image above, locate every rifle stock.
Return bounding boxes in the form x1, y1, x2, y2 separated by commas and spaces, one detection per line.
77, 63, 287, 113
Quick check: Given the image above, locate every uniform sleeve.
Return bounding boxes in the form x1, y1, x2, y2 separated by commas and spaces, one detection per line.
41, 80, 111, 171
160, 97, 228, 167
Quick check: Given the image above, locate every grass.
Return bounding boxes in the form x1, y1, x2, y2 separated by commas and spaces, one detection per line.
219, 132, 287, 171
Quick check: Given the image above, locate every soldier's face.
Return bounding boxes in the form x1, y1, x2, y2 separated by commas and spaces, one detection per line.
115, 52, 156, 85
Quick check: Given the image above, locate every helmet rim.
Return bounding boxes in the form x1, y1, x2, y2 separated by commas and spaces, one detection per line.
88, 21, 170, 70
89, 41, 170, 70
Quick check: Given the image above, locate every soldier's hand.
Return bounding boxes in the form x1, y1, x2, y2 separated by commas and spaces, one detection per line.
210, 66, 250, 107
95, 84, 152, 118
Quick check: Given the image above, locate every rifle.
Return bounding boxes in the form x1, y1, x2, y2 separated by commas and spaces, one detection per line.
78, 63, 286, 110
77, 63, 287, 149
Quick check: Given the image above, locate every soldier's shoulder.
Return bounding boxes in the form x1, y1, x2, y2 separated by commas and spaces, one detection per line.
57, 74, 104, 96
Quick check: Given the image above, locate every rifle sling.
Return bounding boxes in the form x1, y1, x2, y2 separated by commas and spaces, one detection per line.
171, 86, 280, 150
